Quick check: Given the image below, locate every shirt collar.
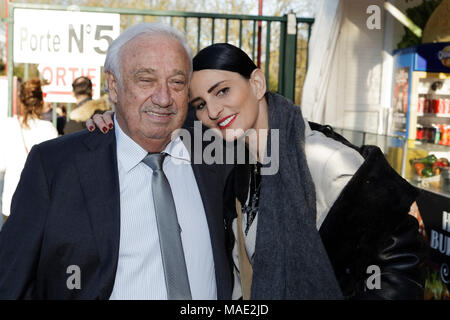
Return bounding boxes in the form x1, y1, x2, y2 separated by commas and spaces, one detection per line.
114, 115, 191, 173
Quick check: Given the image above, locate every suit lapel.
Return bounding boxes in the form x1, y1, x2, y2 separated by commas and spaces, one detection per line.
191, 163, 221, 239
191, 161, 230, 298
183, 127, 231, 299
75, 130, 121, 299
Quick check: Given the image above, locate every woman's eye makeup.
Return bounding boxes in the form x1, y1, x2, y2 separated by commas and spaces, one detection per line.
195, 102, 206, 110
190, 84, 230, 110
216, 87, 230, 96
193, 101, 206, 110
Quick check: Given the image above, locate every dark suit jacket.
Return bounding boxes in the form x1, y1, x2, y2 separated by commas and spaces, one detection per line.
0, 128, 232, 299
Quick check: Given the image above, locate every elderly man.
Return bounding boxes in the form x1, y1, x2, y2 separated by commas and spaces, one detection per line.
0, 23, 232, 300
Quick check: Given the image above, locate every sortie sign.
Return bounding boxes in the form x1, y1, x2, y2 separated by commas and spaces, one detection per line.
38, 64, 101, 103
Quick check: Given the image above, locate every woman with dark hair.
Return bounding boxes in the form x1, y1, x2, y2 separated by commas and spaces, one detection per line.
88, 43, 427, 300
0, 79, 58, 223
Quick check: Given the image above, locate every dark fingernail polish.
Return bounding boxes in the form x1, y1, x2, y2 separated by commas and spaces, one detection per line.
102, 127, 108, 133
89, 126, 94, 131
109, 123, 113, 129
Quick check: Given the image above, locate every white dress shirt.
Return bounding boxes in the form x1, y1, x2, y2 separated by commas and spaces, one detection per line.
109, 116, 217, 300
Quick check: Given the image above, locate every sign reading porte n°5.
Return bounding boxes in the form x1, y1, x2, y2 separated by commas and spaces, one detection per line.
13, 9, 120, 65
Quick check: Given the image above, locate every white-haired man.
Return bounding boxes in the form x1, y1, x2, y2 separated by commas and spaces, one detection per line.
0, 23, 232, 300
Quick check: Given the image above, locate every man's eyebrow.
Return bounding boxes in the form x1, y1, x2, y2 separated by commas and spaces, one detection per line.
134, 69, 187, 78
172, 70, 187, 77
134, 68, 156, 76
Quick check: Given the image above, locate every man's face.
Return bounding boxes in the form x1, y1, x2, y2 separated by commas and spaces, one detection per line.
107, 34, 190, 151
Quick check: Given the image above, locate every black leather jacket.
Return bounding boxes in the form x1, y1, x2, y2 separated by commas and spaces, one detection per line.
311, 123, 428, 299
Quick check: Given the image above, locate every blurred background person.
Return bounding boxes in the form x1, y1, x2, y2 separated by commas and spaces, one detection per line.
0, 78, 58, 224
41, 102, 66, 136
56, 105, 67, 136
41, 100, 53, 122
40, 81, 53, 122
64, 76, 110, 134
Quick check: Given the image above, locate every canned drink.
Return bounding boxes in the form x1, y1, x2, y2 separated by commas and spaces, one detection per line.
424, 127, 431, 142
444, 125, 450, 146
443, 126, 448, 146
447, 126, 450, 146
433, 124, 441, 144
416, 126, 424, 140
438, 125, 444, 145
424, 98, 431, 113
432, 99, 439, 113
443, 125, 448, 145
418, 97, 424, 113
445, 98, 450, 115
438, 98, 445, 114
429, 126, 436, 143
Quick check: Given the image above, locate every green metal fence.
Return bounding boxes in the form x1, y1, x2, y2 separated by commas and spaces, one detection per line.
6, 3, 314, 118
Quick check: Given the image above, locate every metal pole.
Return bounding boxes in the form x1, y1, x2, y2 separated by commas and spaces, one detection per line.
277, 19, 286, 95
52, 102, 57, 128
252, 20, 256, 62
4, 0, 9, 76
400, 137, 408, 178
24, 63, 28, 81
265, 21, 271, 82
7, 0, 13, 117
306, 22, 312, 70
282, 12, 297, 101
257, 0, 263, 68
211, 18, 215, 44
197, 17, 201, 53
225, 18, 229, 43
238, 20, 242, 48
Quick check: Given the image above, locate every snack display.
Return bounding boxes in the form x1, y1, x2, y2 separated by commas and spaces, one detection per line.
416, 124, 450, 146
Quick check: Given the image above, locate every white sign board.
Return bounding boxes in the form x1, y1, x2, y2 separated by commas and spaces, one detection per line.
13, 9, 120, 65
38, 64, 101, 103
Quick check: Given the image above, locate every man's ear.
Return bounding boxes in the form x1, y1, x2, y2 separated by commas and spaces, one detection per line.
249, 68, 267, 100
105, 72, 118, 105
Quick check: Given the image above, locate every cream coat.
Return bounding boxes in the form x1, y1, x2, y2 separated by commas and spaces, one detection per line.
303, 119, 364, 228
0, 116, 58, 216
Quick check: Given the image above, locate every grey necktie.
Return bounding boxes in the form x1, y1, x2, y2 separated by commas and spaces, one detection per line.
142, 152, 192, 300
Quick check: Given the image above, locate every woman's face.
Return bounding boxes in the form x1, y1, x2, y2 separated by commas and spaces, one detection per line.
189, 69, 263, 141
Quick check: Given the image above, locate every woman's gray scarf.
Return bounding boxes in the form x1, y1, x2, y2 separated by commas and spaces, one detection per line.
250, 92, 343, 299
